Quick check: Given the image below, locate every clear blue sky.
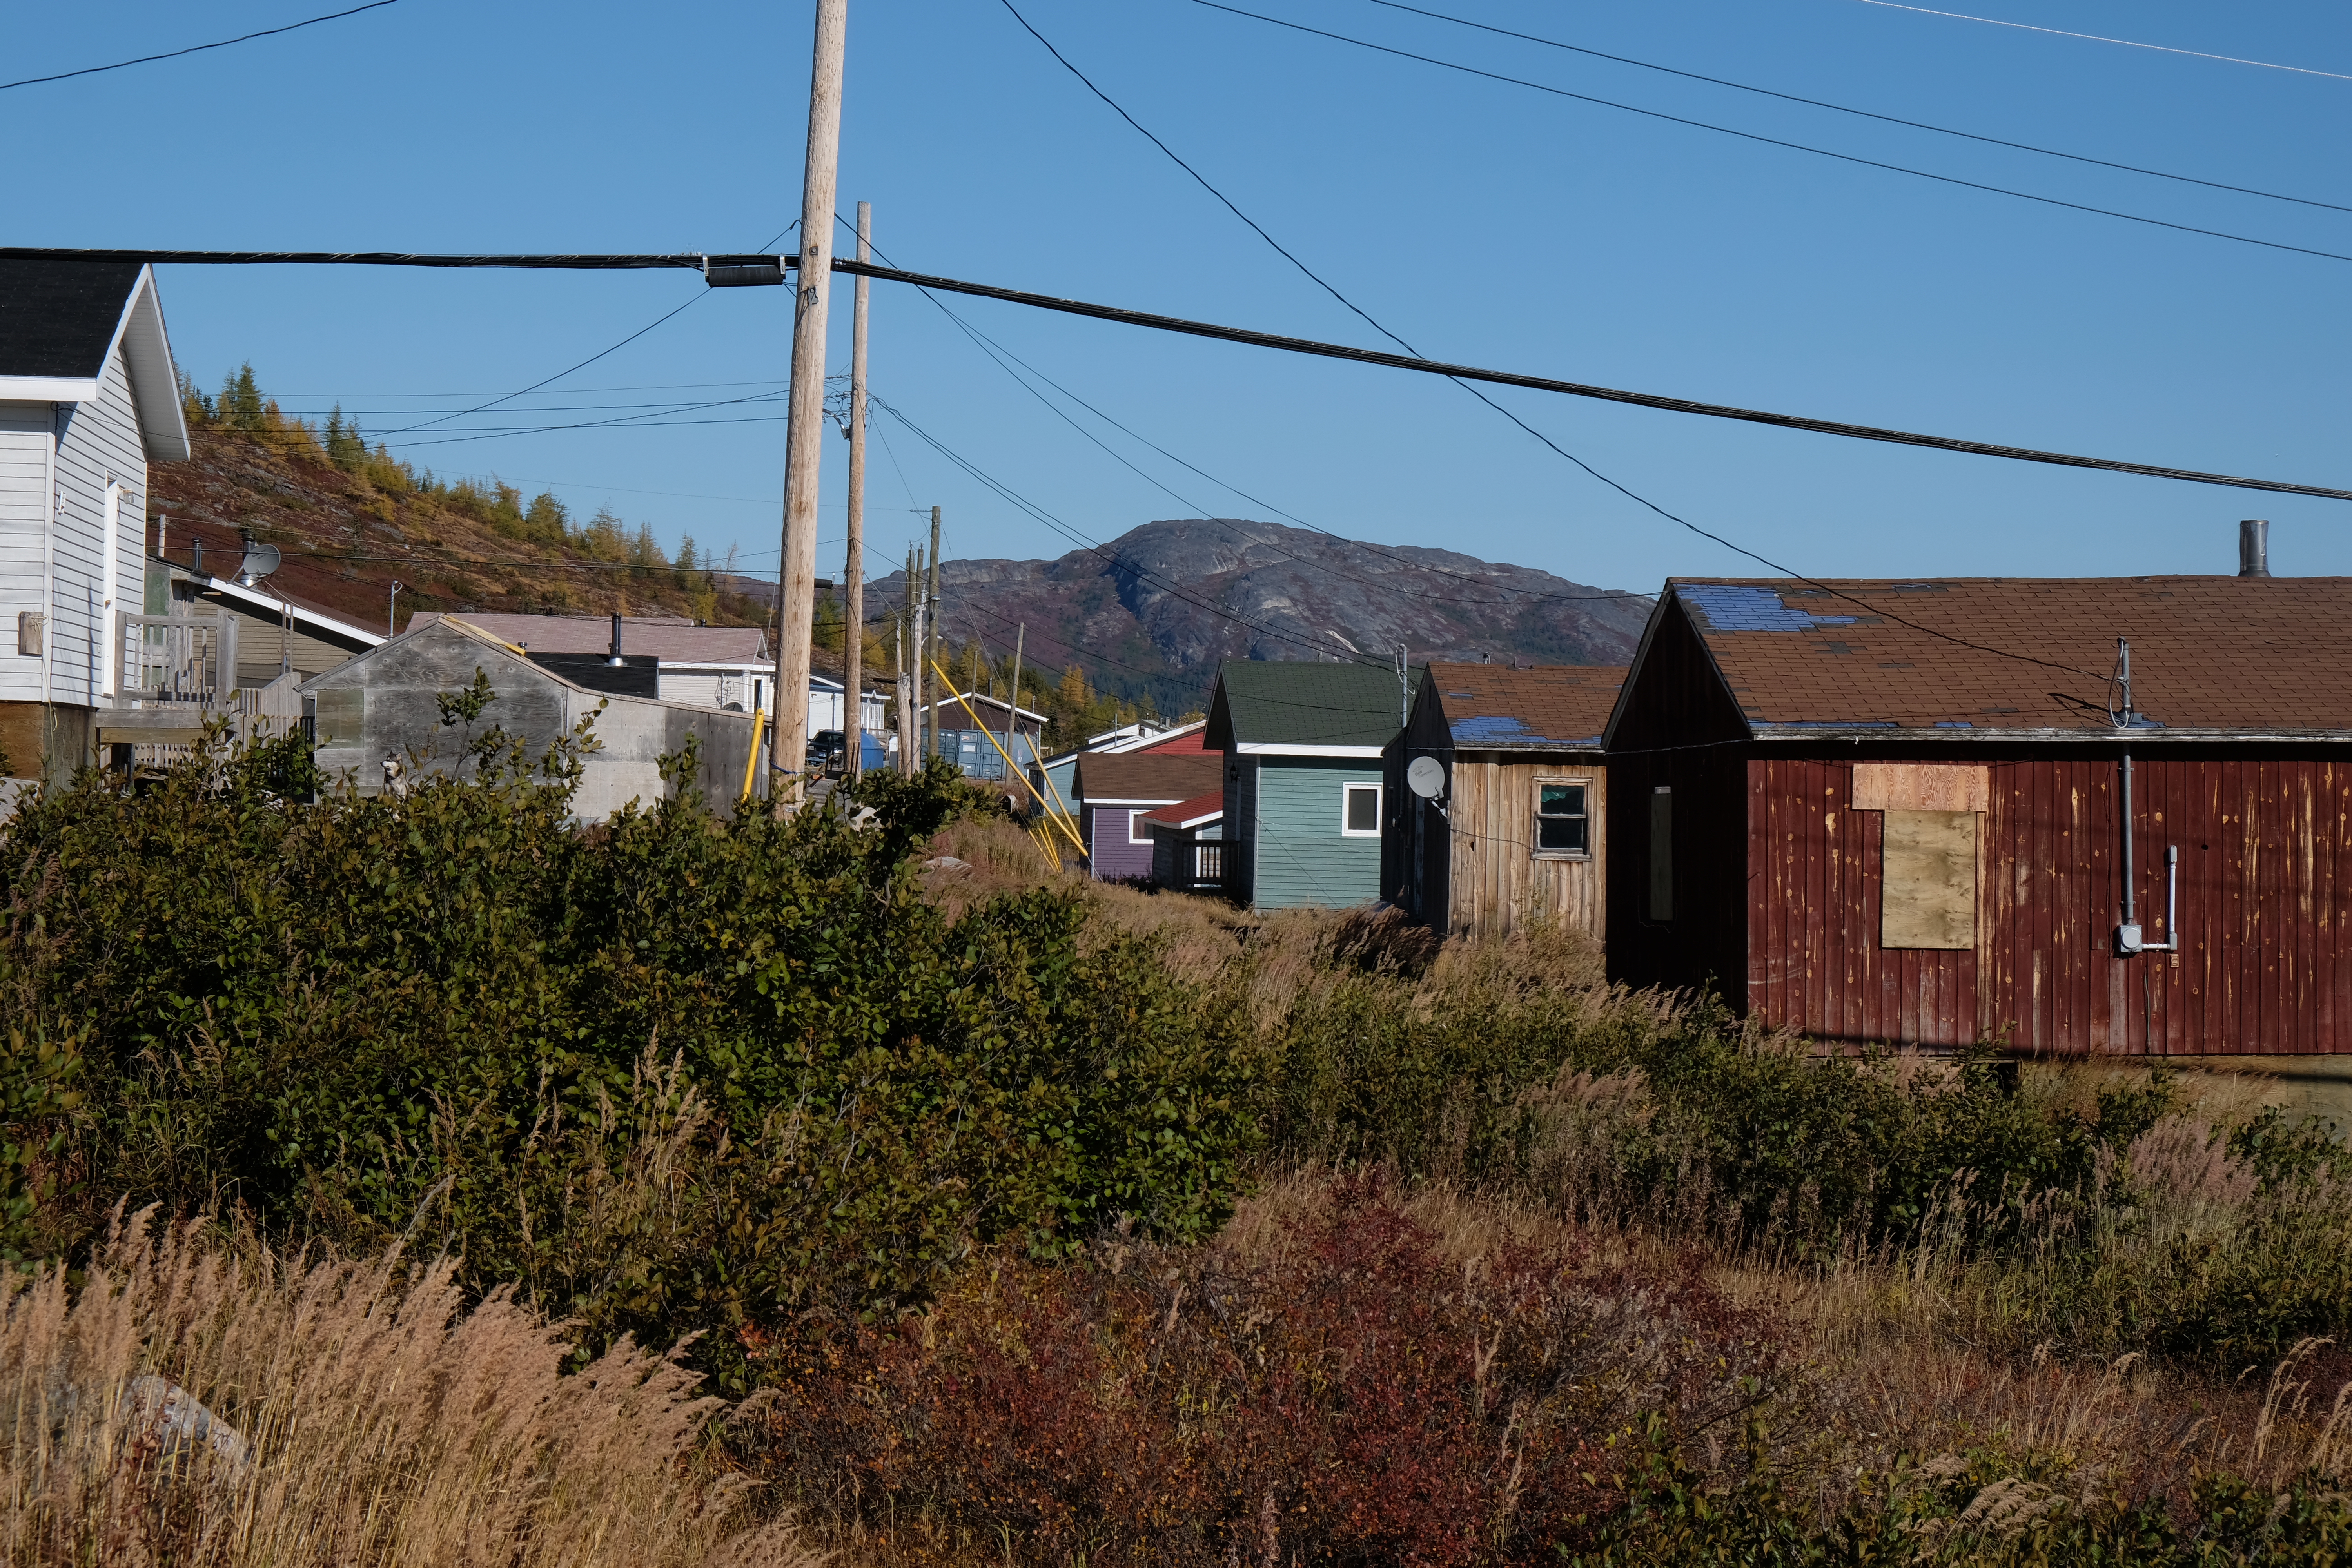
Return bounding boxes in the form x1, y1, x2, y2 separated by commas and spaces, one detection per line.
11, 0, 2349, 597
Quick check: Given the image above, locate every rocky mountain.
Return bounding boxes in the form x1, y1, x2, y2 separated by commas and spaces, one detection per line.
869, 517, 1651, 711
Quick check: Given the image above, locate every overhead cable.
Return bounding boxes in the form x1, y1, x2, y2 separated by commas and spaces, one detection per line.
1184, 0, 2352, 266
11, 245, 2347, 499
985, 1, 2220, 680
1846, 0, 2352, 82
841, 215, 1641, 607
0, 0, 402, 93
1359, 0, 2352, 214
825, 256, 2352, 504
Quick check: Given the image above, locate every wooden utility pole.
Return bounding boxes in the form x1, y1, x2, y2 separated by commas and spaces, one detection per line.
769, 0, 848, 809
1010, 621, 1027, 799
900, 544, 919, 774
925, 505, 942, 760
844, 199, 871, 779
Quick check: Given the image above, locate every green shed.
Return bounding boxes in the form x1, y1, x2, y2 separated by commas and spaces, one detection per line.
1205, 659, 1418, 911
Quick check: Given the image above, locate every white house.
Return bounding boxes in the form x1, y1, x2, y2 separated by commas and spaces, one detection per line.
1, 261, 191, 782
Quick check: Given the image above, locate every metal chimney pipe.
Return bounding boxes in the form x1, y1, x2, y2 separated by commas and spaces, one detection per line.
2239, 519, 2271, 578
608, 611, 624, 666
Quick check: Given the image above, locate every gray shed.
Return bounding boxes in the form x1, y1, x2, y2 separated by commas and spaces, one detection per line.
302, 617, 765, 819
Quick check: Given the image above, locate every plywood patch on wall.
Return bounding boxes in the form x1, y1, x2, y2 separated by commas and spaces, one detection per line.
1883, 809, 1977, 949
1853, 762, 1989, 813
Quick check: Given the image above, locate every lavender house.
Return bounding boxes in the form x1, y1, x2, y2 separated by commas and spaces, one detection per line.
1073, 748, 1222, 880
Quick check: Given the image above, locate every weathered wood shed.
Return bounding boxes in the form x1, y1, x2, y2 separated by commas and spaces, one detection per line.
303, 616, 765, 820
1605, 575, 2352, 1056
1396, 662, 1623, 940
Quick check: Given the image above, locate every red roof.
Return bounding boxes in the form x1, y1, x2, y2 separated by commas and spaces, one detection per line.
1138, 789, 1223, 829
1131, 721, 1208, 753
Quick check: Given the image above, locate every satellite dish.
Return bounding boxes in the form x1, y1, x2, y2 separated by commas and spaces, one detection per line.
236, 541, 281, 586
1406, 756, 1446, 800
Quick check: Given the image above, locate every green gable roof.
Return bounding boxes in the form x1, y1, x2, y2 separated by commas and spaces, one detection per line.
1206, 660, 1419, 753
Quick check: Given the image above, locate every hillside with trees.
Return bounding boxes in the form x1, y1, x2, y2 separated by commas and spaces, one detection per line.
151, 364, 774, 635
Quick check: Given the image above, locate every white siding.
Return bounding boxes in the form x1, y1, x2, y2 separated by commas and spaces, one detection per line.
0, 405, 50, 704
49, 344, 148, 708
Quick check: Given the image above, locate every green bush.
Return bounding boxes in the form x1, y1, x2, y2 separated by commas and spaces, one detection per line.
0, 731, 1255, 1383
1573, 1412, 2352, 1567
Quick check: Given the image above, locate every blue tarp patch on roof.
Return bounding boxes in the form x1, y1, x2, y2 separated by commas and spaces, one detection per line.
1450, 714, 1602, 746
1681, 583, 1857, 633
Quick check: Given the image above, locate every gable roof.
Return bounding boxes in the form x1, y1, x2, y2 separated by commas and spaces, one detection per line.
925, 690, 1048, 726
156, 555, 383, 652
410, 612, 767, 664
1425, 662, 1624, 749
1139, 789, 1224, 830
1646, 576, 2352, 740
1206, 660, 1416, 755
0, 261, 190, 459
1073, 749, 1223, 806
1131, 720, 1209, 753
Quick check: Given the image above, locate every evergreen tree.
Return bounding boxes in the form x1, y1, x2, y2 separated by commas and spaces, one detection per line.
219, 363, 266, 434
524, 491, 569, 545
325, 407, 368, 470
627, 523, 666, 578
583, 505, 627, 562
177, 368, 214, 427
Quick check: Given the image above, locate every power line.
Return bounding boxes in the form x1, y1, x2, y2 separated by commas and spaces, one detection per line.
1359, 0, 2352, 214
0, 0, 402, 93
16, 245, 2348, 500
826, 255, 2352, 505
1181, 0, 2352, 268
989, 7, 2112, 681
844, 213, 1640, 608
867, 390, 1393, 668
1845, 0, 2352, 82
374, 225, 794, 441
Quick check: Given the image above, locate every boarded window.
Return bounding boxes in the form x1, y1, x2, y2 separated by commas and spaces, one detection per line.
1882, 809, 1976, 949
1648, 786, 1673, 921
1535, 780, 1589, 856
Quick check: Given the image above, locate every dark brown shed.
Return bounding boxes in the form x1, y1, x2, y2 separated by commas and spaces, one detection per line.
1604, 576, 2352, 1054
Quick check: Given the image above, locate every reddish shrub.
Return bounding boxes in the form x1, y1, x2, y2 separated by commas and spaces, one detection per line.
752, 1174, 1790, 1564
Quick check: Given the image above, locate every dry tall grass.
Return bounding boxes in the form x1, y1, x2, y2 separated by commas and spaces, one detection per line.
0, 1208, 817, 1568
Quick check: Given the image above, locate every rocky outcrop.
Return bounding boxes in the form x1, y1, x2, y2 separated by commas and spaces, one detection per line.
877, 517, 1650, 703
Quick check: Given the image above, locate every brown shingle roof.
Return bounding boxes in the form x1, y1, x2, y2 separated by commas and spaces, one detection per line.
1667, 576, 2352, 735
1427, 662, 1625, 748
1074, 750, 1223, 805
412, 612, 768, 664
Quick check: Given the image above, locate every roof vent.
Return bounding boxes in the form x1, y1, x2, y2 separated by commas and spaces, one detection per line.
2239, 519, 2271, 579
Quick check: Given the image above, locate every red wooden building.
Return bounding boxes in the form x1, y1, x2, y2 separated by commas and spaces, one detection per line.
1604, 573, 2352, 1054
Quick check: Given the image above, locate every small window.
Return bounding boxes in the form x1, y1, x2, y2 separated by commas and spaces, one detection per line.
1342, 782, 1381, 836
1129, 809, 1154, 845
1534, 780, 1589, 857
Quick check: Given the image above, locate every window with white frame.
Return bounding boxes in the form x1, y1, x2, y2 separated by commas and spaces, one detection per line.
1129, 809, 1155, 845
1342, 781, 1381, 836
1534, 779, 1590, 858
